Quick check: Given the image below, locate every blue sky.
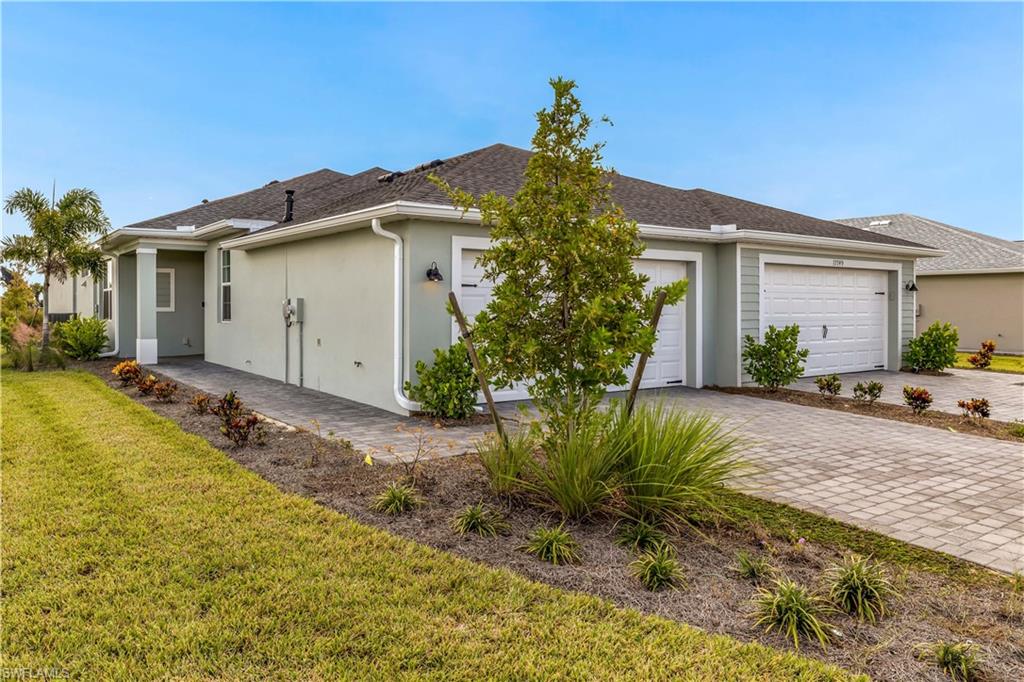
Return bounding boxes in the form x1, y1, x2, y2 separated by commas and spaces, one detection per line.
3, 2, 1022, 241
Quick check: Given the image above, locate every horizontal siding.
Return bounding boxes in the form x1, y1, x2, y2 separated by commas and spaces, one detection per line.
901, 259, 915, 355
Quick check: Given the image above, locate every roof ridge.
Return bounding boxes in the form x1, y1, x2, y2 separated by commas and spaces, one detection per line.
908, 214, 1023, 257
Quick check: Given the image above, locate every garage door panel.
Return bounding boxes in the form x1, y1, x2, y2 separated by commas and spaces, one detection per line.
763, 263, 887, 376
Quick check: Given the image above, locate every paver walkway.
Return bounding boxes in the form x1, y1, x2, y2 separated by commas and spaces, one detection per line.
793, 368, 1024, 421
157, 358, 1023, 574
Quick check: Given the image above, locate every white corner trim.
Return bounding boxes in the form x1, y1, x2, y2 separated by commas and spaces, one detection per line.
156, 268, 175, 312
136, 247, 158, 255
735, 244, 743, 386
136, 338, 158, 365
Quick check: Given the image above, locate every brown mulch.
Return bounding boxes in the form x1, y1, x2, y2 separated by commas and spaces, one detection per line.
73, 360, 1024, 682
711, 386, 1024, 443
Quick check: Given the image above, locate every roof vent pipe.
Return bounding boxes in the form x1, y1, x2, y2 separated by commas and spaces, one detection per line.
283, 189, 295, 222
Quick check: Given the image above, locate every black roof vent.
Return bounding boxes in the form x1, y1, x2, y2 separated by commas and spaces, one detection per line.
265, 179, 279, 187
410, 159, 444, 173
201, 199, 209, 204
377, 171, 406, 184
283, 189, 295, 222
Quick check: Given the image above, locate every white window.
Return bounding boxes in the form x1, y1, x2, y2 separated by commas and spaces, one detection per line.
100, 260, 113, 320
156, 268, 175, 312
219, 250, 231, 322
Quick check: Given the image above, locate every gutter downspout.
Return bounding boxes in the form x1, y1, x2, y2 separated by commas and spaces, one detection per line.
370, 218, 421, 413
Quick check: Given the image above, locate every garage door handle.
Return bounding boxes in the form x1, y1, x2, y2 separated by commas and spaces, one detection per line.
822, 324, 828, 339
461, 283, 478, 288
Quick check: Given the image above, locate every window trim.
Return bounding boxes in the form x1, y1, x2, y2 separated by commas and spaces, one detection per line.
219, 249, 232, 322
156, 268, 175, 312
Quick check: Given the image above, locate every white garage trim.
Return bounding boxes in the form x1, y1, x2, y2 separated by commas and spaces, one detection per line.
758, 252, 901, 372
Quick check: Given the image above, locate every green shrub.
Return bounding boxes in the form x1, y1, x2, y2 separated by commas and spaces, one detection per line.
112, 359, 142, 385
612, 401, 745, 526
476, 429, 534, 496
753, 578, 834, 650
903, 386, 933, 414
52, 316, 108, 360
405, 344, 477, 420
615, 520, 668, 554
523, 525, 580, 565
813, 374, 841, 399
827, 555, 897, 623
852, 380, 883, 404
967, 340, 996, 369
736, 551, 774, 584
1011, 421, 1024, 438
630, 543, 685, 591
742, 325, 809, 391
904, 321, 959, 372
7, 344, 64, 371
371, 482, 421, 516
452, 503, 507, 537
212, 390, 246, 427
524, 411, 621, 520
957, 398, 990, 419
916, 641, 982, 681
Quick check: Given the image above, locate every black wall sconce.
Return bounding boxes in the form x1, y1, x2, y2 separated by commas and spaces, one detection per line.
425, 261, 444, 282
904, 280, 918, 292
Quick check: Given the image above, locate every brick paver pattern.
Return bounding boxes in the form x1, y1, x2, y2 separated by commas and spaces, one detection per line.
158, 358, 1023, 574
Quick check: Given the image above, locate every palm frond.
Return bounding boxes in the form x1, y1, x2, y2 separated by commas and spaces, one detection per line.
3, 188, 49, 219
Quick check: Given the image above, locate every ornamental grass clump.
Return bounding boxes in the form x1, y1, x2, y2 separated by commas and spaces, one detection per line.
615, 520, 668, 554
814, 374, 842, 400
476, 429, 534, 496
451, 503, 507, 537
523, 525, 580, 565
736, 551, 774, 584
611, 401, 745, 527
903, 385, 933, 414
371, 482, 421, 516
827, 554, 898, 623
630, 542, 685, 591
916, 641, 983, 681
852, 380, 883, 404
523, 411, 621, 520
753, 578, 834, 651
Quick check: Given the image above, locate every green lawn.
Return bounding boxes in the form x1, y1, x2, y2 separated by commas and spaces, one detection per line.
1, 371, 855, 680
955, 352, 1024, 374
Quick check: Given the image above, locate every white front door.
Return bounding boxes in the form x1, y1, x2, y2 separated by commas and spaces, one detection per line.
762, 264, 887, 376
457, 250, 686, 401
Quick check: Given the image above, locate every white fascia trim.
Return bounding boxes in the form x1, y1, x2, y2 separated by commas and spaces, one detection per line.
192, 218, 276, 239
917, 267, 1024, 276
223, 201, 482, 250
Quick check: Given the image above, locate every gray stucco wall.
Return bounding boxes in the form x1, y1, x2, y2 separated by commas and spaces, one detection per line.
156, 250, 204, 357
203, 228, 397, 412
739, 247, 916, 376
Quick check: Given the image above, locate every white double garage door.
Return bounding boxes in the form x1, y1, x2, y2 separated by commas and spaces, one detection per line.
762, 263, 888, 376
457, 250, 686, 402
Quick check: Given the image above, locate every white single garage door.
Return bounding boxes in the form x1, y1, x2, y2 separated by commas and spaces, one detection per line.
458, 250, 686, 401
762, 264, 887, 376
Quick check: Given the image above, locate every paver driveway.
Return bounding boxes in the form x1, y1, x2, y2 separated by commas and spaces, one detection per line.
793, 368, 1024, 421
156, 358, 1023, 574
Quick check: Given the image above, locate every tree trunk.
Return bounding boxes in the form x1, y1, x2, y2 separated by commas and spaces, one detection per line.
41, 270, 51, 351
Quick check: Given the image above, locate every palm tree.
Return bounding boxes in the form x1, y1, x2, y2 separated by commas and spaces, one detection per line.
2, 187, 109, 350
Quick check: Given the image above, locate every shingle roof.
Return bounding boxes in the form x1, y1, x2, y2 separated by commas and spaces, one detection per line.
124, 168, 353, 230
834, 214, 1024, 272
245, 144, 926, 248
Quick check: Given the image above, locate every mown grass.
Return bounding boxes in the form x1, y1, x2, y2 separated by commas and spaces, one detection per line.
0, 371, 857, 680
954, 352, 1024, 374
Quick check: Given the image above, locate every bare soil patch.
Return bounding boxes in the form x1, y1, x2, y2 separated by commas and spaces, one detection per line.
712, 386, 1024, 443
75, 360, 1024, 681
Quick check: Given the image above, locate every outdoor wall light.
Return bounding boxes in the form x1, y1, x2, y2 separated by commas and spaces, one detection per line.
425, 261, 444, 282
904, 280, 918, 292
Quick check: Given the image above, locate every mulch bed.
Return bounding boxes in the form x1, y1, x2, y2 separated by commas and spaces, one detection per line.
75, 360, 1024, 681
712, 386, 1024, 443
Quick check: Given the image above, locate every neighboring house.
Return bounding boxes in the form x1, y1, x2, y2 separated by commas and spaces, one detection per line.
836, 214, 1024, 354
51, 144, 939, 414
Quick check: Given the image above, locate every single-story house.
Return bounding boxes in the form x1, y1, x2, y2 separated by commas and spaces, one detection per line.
835, 214, 1024, 354
51, 144, 940, 414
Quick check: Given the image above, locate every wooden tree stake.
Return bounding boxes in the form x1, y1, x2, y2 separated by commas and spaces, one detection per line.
626, 289, 668, 416
448, 291, 509, 448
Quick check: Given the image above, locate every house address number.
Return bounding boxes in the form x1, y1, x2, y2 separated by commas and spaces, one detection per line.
832, 259, 845, 267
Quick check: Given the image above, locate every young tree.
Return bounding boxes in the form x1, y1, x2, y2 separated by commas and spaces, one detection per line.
434, 78, 687, 435
2, 187, 109, 352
